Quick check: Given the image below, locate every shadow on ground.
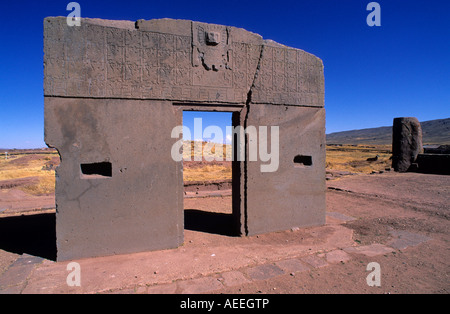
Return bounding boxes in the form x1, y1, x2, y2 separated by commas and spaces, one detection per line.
0, 213, 56, 261
0, 209, 237, 261
184, 209, 239, 237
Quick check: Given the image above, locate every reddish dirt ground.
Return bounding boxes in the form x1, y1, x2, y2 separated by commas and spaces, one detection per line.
189, 173, 450, 294
0, 171, 448, 294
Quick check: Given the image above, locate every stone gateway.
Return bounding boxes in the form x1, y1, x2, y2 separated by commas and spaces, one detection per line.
44, 17, 326, 261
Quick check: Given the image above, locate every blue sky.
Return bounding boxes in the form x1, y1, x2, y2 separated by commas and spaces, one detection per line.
183, 112, 233, 144
0, 0, 449, 148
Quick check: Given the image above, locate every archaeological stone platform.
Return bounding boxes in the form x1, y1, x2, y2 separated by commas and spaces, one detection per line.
43, 17, 326, 261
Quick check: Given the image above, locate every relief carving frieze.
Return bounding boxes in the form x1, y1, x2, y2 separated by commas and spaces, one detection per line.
44, 17, 323, 107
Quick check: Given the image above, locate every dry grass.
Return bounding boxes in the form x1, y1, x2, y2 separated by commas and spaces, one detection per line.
182, 143, 393, 181
182, 141, 233, 182
19, 175, 56, 195
0, 153, 58, 196
183, 142, 393, 182
326, 144, 392, 173
0, 144, 393, 196
183, 165, 232, 182
182, 140, 232, 160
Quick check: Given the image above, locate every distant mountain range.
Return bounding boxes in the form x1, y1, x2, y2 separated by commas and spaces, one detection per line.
326, 118, 450, 145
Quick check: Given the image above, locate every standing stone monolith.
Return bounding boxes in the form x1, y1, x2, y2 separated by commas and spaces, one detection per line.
392, 117, 423, 172
44, 17, 326, 261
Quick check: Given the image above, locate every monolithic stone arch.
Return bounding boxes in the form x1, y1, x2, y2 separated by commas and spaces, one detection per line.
44, 17, 326, 261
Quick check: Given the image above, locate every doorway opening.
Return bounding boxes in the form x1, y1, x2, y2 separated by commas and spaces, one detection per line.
181, 110, 241, 236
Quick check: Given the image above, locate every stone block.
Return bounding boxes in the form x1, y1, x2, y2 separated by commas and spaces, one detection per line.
44, 17, 326, 260
392, 117, 423, 172
245, 264, 284, 281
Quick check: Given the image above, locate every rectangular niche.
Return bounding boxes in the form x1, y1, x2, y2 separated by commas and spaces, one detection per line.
80, 162, 112, 178
293, 155, 312, 167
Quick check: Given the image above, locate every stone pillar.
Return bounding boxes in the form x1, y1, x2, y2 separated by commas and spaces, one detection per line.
392, 117, 423, 172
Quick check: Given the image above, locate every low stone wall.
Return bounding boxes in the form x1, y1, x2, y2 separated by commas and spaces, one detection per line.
415, 154, 450, 175
184, 179, 232, 198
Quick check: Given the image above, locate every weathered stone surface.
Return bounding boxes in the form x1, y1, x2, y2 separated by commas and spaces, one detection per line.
0, 254, 43, 293
274, 258, 310, 273
326, 211, 356, 222
300, 255, 328, 268
322, 250, 351, 264
177, 276, 223, 294
245, 105, 326, 235
388, 230, 431, 250
415, 153, 450, 175
220, 270, 251, 287
44, 17, 326, 260
252, 41, 324, 107
44, 17, 262, 104
245, 264, 284, 280
44, 17, 324, 108
392, 117, 423, 172
423, 145, 450, 154
45, 98, 184, 261
344, 244, 394, 257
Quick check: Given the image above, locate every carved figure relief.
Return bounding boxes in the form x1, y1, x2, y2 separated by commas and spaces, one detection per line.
191, 22, 233, 88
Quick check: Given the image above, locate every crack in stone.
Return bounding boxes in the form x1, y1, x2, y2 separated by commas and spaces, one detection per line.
241, 43, 265, 236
